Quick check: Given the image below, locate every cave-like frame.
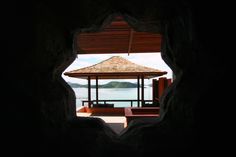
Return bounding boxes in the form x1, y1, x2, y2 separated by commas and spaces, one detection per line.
36, 1, 196, 155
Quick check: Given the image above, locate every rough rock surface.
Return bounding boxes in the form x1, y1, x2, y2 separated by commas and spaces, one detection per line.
2, 0, 233, 156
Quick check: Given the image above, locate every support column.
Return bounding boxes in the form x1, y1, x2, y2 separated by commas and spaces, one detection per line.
141, 75, 144, 107
96, 76, 98, 105
137, 76, 140, 107
158, 77, 166, 99
88, 76, 91, 108
152, 79, 158, 103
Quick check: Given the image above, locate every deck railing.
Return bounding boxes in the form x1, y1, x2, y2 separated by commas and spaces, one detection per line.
82, 99, 159, 108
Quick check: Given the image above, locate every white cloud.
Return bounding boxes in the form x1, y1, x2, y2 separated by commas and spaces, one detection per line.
76, 54, 114, 61
127, 53, 172, 79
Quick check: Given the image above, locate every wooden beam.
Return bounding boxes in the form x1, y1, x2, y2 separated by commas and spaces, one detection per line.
76, 15, 162, 54
128, 29, 134, 55
77, 23, 162, 54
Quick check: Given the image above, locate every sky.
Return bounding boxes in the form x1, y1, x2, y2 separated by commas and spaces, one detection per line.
62, 53, 172, 85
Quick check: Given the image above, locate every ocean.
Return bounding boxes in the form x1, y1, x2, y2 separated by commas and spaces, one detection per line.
72, 87, 153, 108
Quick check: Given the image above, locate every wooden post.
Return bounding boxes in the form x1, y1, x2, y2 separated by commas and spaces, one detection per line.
152, 79, 159, 106
141, 75, 144, 107
137, 76, 140, 107
152, 79, 156, 103
88, 76, 91, 108
167, 78, 172, 86
96, 76, 98, 105
158, 77, 166, 99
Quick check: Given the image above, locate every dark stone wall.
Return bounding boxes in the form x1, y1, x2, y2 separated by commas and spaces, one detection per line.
2, 0, 233, 156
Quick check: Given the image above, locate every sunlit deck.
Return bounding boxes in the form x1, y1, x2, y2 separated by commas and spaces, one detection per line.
76, 106, 160, 134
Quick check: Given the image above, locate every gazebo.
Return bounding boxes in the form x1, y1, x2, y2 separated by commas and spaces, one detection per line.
64, 56, 167, 107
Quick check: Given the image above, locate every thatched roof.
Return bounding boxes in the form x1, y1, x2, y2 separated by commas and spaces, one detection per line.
64, 56, 167, 79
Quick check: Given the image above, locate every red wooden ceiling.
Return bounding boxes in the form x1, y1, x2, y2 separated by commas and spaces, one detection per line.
76, 16, 161, 54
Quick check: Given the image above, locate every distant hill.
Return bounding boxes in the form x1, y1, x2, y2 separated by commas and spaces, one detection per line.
67, 82, 91, 88
67, 81, 138, 88
101, 81, 137, 88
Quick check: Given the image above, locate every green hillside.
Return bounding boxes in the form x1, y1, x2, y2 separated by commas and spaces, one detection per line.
101, 81, 137, 88
67, 81, 138, 88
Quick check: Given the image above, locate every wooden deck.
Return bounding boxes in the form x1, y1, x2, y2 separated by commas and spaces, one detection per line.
125, 107, 160, 125
77, 107, 126, 134
76, 106, 160, 133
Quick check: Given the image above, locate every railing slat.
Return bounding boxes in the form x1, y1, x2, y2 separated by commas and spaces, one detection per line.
81, 99, 159, 108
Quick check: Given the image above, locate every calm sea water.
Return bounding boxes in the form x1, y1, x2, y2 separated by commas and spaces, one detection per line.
72, 87, 153, 108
